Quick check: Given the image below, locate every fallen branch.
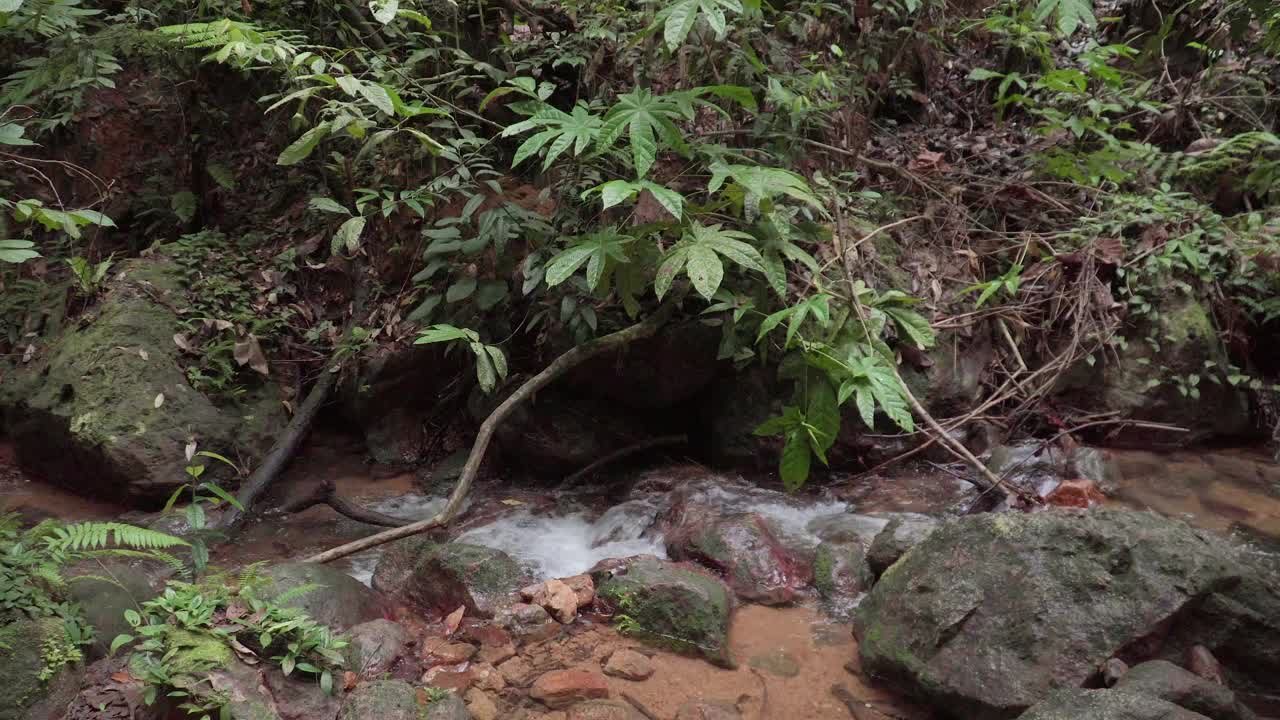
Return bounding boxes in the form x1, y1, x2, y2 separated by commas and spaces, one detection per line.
304, 300, 681, 564
561, 434, 688, 487
270, 478, 408, 527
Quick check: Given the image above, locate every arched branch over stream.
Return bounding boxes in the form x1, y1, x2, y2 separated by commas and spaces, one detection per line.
303, 299, 681, 564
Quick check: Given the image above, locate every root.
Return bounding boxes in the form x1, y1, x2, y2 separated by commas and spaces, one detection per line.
270, 478, 408, 527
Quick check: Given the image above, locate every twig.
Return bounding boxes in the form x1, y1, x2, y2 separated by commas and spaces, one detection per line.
304, 298, 682, 564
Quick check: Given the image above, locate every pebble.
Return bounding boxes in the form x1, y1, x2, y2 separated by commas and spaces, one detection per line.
603, 648, 654, 681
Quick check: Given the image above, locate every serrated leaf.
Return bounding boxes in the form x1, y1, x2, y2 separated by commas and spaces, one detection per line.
545, 245, 596, 286
664, 0, 699, 50
780, 428, 811, 491
685, 244, 723, 300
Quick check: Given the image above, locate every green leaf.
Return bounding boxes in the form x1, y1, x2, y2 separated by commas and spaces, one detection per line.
780, 428, 811, 492
1033, 0, 1096, 35
805, 377, 839, 454
332, 216, 366, 255
369, 0, 398, 24
642, 182, 684, 219
473, 344, 497, 392
599, 89, 689, 179
654, 246, 689, 300
475, 280, 508, 310
171, 191, 197, 224
277, 125, 329, 165
199, 482, 244, 510
545, 245, 596, 286
309, 197, 350, 215
485, 345, 508, 379
0, 239, 39, 264
664, 0, 699, 50
685, 244, 724, 300
109, 634, 134, 655
447, 276, 477, 303
415, 324, 474, 344
883, 306, 936, 349
0, 121, 34, 146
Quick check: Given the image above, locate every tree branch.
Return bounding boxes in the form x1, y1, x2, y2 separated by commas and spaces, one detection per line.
304, 300, 681, 564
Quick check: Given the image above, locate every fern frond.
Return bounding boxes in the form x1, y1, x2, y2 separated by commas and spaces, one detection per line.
272, 582, 322, 606
51, 523, 188, 553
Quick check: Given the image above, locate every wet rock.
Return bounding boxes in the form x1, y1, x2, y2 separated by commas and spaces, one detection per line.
345, 619, 411, 677
673, 701, 742, 720
1157, 553, 1280, 698
561, 574, 595, 609
337, 680, 420, 720
1113, 661, 1257, 720
1053, 294, 1250, 443
522, 579, 579, 623
1042, 478, 1106, 508
465, 688, 499, 720
1018, 688, 1210, 720
495, 602, 562, 642
0, 254, 287, 503
666, 511, 809, 605
422, 638, 479, 664
261, 562, 388, 630
471, 627, 516, 666
423, 692, 472, 720
853, 510, 1253, 720
603, 648, 654, 681
813, 541, 874, 618
472, 663, 506, 692
0, 617, 85, 720
865, 515, 939, 577
1186, 646, 1225, 686
806, 514, 891, 546
1102, 658, 1130, 687
592, 555, 735, 668
529, 669, 610, 709
498, 656, 538, 687
567, 700, 645, 720
206, 660, 284, 720
373, 540, 523, 618
423, 667, 475, 693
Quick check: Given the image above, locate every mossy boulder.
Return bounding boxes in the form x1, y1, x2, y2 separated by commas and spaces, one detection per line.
1017, 689, 1211, 720
865, 514, 940, 578
591, 555, 735, 668
0, 617, 85, 720
372, 541, 523, 618
852, 510, 1259, 720
1054, 294, 1250, 443
64, 559, 167, 657
813, 542, 874, 619
0, 254, 287, 504
336, 680, 420, 720
261, 562, 390, 631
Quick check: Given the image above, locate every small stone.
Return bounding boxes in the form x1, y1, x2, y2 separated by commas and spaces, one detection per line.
423, 639, 478, 664
496, 602, 562, 642
561, 574, 595, 609
478, 640, 516, 665
423, 667, 475, 693
529, 579, 579, 624
465, 688, 499, 720
530, 669, 610, 709
473, 663, 507, 692
603, 649, 654, 681
498, 656, 538, 687
1042, 478, 1106, 508
747, 650, 800, 678
1101, 658, 1129, 687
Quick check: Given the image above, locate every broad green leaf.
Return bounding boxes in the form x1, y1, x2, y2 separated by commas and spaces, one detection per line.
0, 121, 34, 146
277, 125, 329, 165
654, 246, 689, 300
780, 428, 811, 491
473, 343, 497, 392
447, 276, 477, 303
171, 191, 197, 223
686, 244, 724, 300
643, 182, 684, 219
476, 280, 509, 310
545, 245, 596, 286
309, 197, 350, 215
415, 324, 473, 344
357, 82, 395, 116
369, 0, 398, 24
485, 345, 508, 379
1034, 0, 1096, 35
664, 0, 699, 50
883, 306, 936, 349
805, 377, 839, 454
332, 216, 366, 255
512, 129, 559, 167
0, 239, 39, 264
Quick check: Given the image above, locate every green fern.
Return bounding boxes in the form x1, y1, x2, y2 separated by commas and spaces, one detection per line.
49, 523, 188, 552
272, 582, 323, 605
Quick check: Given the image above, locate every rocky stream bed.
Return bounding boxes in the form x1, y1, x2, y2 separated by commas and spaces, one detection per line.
3, 432, 1279, 720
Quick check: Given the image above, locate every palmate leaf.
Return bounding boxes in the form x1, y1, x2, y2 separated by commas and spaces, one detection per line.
1033, 0, 1096, 35
586, 179, 685, 220
544, 230, 632, 291
661, 0, 745, 50
505, 103, 602, 170
598, 89, 690, 179
655, 222, 766, 300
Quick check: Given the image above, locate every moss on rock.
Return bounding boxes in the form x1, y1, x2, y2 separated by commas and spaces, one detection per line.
0, 617, 85, 720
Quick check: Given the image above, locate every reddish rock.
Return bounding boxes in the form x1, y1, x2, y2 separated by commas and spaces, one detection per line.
1043, 479, 1106, 508
423, 667, 475, 693
472, 662, 507, 691
498, 656, 538, 687
568, 700, 645, 720
496, 602, 563, 642
465, 688, 500, 720
421, 638, 478, 664
561, 574, 595, 608
666, 511, 810, 605
529, 669, 610, 709
603, 648, 654, 681
674, 701, 742, 720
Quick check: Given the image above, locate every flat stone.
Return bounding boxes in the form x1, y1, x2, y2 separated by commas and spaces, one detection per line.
562, 574, 596, 608
747, 650, 801, 678
603, 649, 654, 681
422, 639, 478, 664
472, 662, 507, 692
496, 602, 562, 642
528, 579, 579, 624
530, 669, 610, 709
498, 656, 538, 687
465, 688, 499, 720
423, 667, 475, 693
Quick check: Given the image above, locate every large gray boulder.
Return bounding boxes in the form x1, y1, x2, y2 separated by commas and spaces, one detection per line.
261, 562, 389, 630
0, 252, 286, 504
1113, 661, 1257, 720
1018, 689, 1210, 720
852, 509, 1268, 720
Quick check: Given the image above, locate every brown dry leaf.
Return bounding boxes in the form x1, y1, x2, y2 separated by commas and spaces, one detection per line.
345, 671, 360, 692
109, 671, 134, 683
232, 334, 270, 376
1091, 236, 1124, 266
1138, 224, 1169, 254
173, 333, 193, 352
908, 149, 949, 174
444, 606, 465, 636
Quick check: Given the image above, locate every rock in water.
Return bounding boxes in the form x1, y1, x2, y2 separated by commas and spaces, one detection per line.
1018, 689, 1211, 720
852, 509, 1258, 719
666, 511, 809, 605
865, 515, 939, 578
344, 619, 412, 677
373, 540, 523, 618
592, 555, 735, 667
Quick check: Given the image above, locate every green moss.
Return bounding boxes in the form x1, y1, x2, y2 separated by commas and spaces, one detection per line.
813, 545, 836, 598
167, 629, 234, 675
596, 558, 734, 667
0, 617, 79, 718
